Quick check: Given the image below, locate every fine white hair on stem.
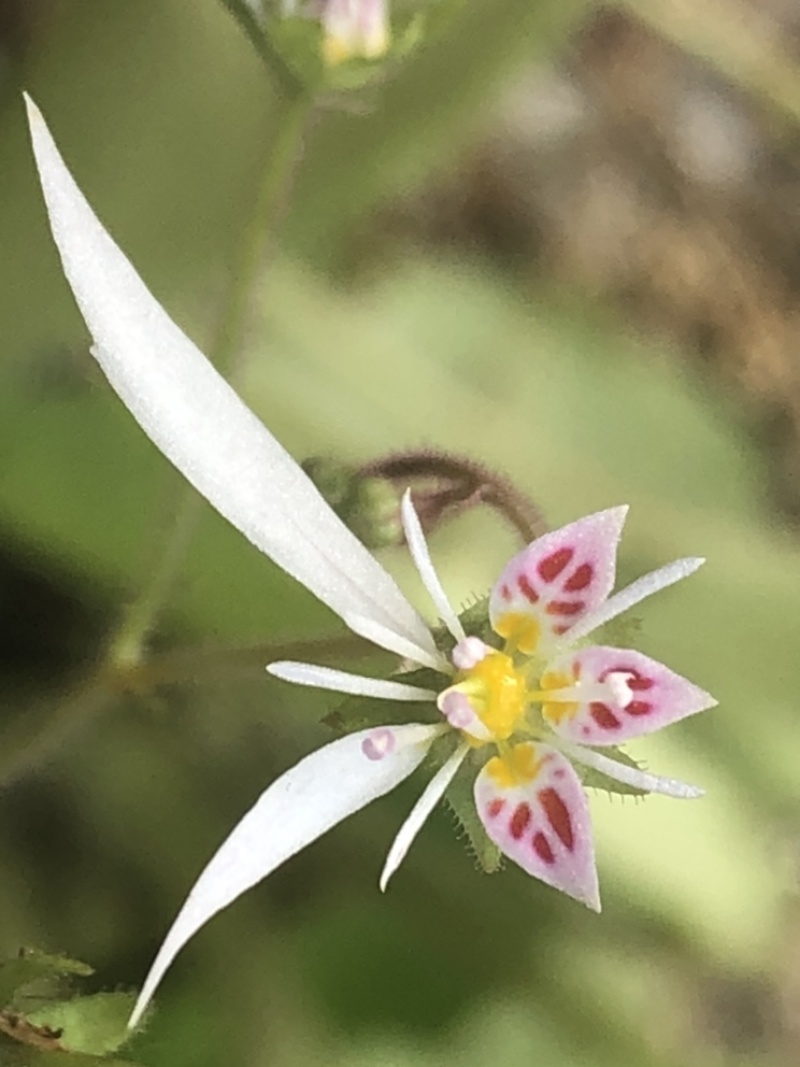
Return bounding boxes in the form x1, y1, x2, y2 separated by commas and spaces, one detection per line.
127, 722, 441, 1030
563, 557, 706, 644
380, 742, 470, 891
400, 490, 466, 643
558, 740, 704, 799
24, 94, 437, 660
267, 661, 437, 701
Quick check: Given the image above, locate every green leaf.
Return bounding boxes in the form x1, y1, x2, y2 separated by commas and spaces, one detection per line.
0, 949, 93, 1009
26, 992, 138, 1057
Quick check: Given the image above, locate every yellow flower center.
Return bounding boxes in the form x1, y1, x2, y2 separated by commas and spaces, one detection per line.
455, 651, 528, 741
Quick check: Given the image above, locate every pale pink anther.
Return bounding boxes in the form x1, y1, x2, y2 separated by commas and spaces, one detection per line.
452, 636, 490, 671
362, 728, 396, 761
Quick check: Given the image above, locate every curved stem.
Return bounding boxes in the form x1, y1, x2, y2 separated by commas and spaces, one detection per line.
111, 632, 375, 691
111, 90, 313, 669
358, 450, 548, 545
0, 630, 375, 789
218, 0, 304, 97
0, 677, 112, 791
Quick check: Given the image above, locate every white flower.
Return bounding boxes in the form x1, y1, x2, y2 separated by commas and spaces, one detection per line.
25, 97, 715, 1033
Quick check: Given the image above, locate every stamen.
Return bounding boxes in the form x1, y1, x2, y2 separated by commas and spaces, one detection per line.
380, 742, 470, 891
437, 689, 493, 741
556, 739, 705, 798
362, 723, 449, 762
268, 661, 437, 701
400, 490, 466, 643
452, 636, 490, 671
362, 728, 396, 761
559, 557, 705, 645
529, 675, 633, 708
344, 612, 450, 673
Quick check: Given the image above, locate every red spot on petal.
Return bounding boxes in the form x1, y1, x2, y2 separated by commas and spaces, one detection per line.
510, 803, 532, 840
538, 788, 574, 850
553, 624, 570, 635
546, 600, 585, 616
533, 832, 555, 864
590, 702, 621, 730
564, 562, 593, 592
487, 798, 505, 818
518, 573, 539, 603
626, 700, 652, 716
602, 666, 653, 691
500, 583, 512, 602
538, 547, 574, 582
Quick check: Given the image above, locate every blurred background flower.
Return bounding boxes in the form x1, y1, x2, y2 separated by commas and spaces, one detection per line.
2, 0, 800, 1065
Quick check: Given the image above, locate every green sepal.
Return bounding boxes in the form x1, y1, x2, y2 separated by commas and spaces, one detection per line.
432, 595, 496, 661
595, 612, 643, 650
25, 992, 139, 1057
575, 746, 648, 798
441, 746, 502, 874
0, 949, 93, 1009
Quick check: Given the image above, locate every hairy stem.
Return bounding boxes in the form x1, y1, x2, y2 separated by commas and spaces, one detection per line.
358, 449, 548, 545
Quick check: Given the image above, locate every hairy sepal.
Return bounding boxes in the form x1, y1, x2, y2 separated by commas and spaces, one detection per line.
442, 749, 503, 874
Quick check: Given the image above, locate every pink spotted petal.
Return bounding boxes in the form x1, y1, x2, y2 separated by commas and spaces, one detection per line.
474, 743, 599, 910
489, 508, 627, 653
544, 646, 717, 746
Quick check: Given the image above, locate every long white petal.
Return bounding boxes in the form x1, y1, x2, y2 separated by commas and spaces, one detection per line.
379, 741, 469, 891
563, 557, 705, 644
557, 739, 704, 799
400, 491, 465, 642
344, 612, 449, 673
128, 722, 440, 1029
25, 96, 435, 656
267, 661, 437, 701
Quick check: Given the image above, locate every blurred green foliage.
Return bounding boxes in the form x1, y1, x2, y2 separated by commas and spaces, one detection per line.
1, 1, 799, 1065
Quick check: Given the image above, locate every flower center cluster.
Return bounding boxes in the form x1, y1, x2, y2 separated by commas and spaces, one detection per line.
439, 636, 568, 746
454, 650, 529, 741
439, 635, 633, 751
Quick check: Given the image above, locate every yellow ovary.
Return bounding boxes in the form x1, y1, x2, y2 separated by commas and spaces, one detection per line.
458, 651, 529, 741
